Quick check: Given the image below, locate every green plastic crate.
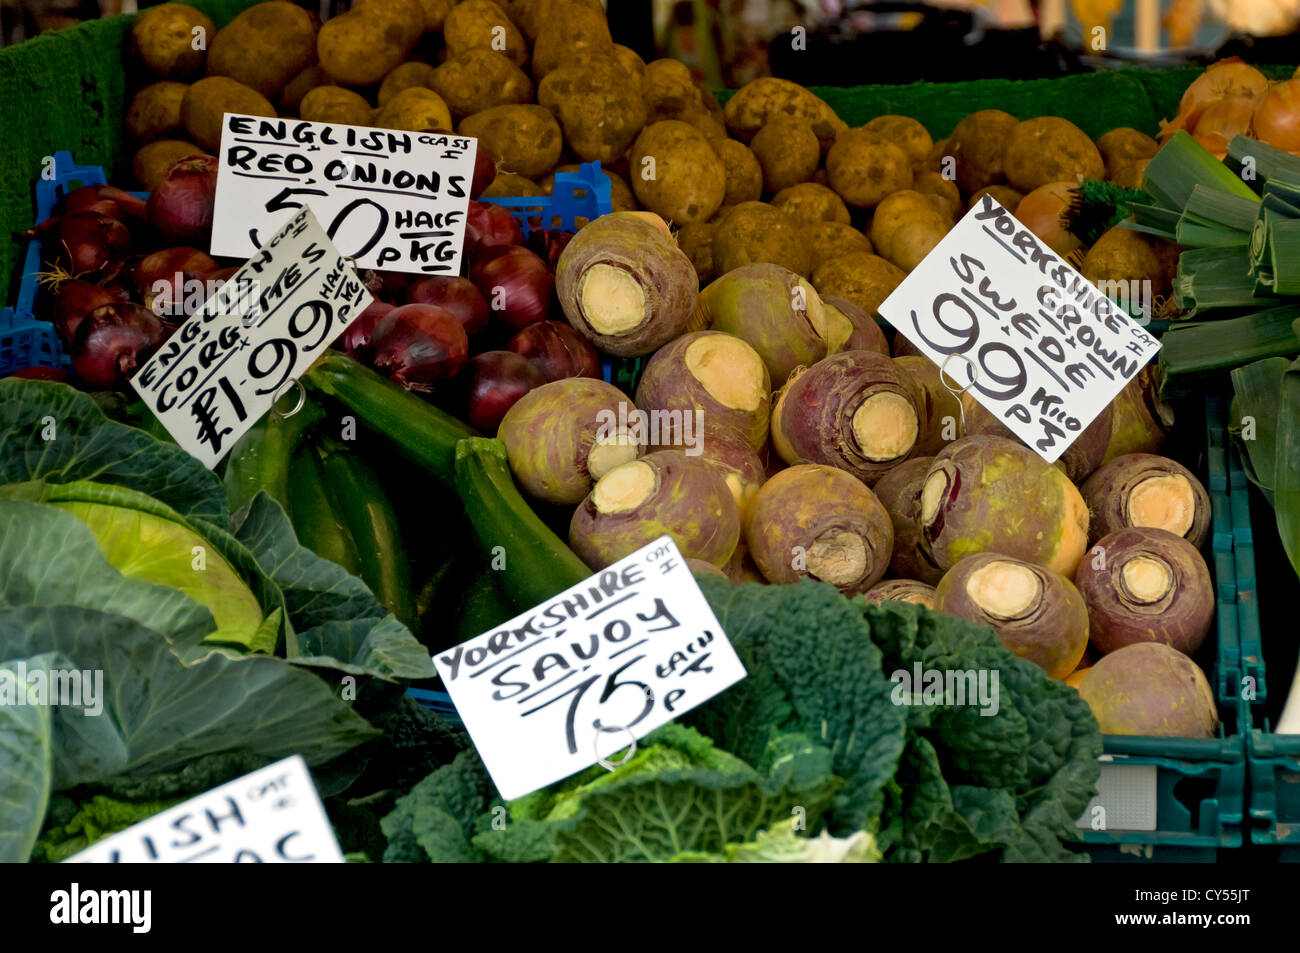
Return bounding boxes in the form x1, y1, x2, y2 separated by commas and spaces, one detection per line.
1078, 393, 1246, 861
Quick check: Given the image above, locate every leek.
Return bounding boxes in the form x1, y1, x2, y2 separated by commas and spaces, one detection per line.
1156, 304, 1300, 398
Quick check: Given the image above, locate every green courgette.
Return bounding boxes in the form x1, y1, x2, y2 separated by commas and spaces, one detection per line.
305, 351, 476, 489
287, 444, 361, 575
223, 397, 324, 515
454, 437, 591, 611
320, 445, 420, 633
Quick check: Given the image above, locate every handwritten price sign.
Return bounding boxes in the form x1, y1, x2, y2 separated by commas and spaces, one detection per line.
65, 756, 344, 863
436, 537, 746, 800
878, 194, 1161, 463
210, 114, 477, 275
130, 206, 371, 468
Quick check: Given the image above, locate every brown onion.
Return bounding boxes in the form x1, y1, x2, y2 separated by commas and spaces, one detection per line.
1253, 79, 1300, 153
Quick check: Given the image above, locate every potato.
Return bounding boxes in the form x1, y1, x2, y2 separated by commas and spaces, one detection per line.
1111, 159, 1149, 189
1004, 116, 1104, 192
912, 170, 961, 219
532, 1, 612, 80
722, 76, 847, 150
133, 139, 205, 189
541, 164, 638, 212
131, 3, 213, 80
317, 0, 424, 87
771, 182, 850, 227
642, 58, 702, 121
947, 109, 1019, 194
968, 184, 1023, 213
629, 120, 725, 224
714, 139, 762, 205
417, 0, 455, 30
379, 62, 438, 109
698, 85, 726, 125
711, 201, 808, 277
206, 2, 316, 99
181, 76, 276, 153
677, 109, 728, 142
126, 81, 187, 141
802, 221, 872, 265
676, 221, 717, 284
612, 44, 647, 81
444, 0, 529, 70
538, 54, 646, 164
480, 172, 545, 198
1096, 126, 1158, 178
863, 114, 933, 167
925, 135, 950, 174
459, 104, 563, 178
300, 86, 374, 126
280, 65, 332, 113
870, 189, 952, 271
373, 86, 453, 133
1078, 643, 1218, 738
826, 129, 912, 209
811, 252, 905, 316
751, 116, 819, 193
430, 49, 533, 118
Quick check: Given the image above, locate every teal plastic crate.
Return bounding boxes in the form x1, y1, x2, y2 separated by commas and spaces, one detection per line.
1080, 392, 1246, 861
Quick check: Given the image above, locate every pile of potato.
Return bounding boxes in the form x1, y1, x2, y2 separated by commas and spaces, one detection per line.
125, 0, 1177, 315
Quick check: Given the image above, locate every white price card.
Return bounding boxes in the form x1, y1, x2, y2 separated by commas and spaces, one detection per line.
210, 113, 477, 275
130, 205, 371, 469
64, 756, 345, 863
878, 194, 1162, 464
435, 536, 746, 800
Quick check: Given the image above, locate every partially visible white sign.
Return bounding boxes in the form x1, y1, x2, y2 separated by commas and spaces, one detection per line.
65, 756, 344, 863
435, 537, 747, 800
210, 113, 477, 274
878, 194, 1162, 463
130, 205, 371, 468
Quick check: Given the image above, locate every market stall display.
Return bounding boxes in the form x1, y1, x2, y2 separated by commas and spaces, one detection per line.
0, 0, 1294, 865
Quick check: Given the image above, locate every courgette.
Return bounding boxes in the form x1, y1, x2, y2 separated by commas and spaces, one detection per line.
320, 445, 420, 633
305, 351, 476, 489
287, 444, 361, 575
454, 437, 590, 611
223, 397, 324, 515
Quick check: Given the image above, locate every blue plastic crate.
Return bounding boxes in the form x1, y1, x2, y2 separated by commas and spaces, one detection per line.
479, 161, 612, 239
1, 150, 114, 377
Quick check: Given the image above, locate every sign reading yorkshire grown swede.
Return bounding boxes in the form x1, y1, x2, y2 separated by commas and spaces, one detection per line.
878, 194, 1162, 464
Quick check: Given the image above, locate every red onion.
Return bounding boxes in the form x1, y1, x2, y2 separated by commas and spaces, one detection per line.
341, 298, 397, 356
457, 350, 546, 432
36, 212, 132, 282
471, 245, 554, 331
147, 155, 218, 245
134, 246, 220, 317
465, 200, 524, 259
70, 303, 166, 388
406, 275, 490, 336
362, 269, 413, 301
471, 148, 498, 199
507, 320, 600, 382
52, 279, 129, 344
8, 366, 70, 382
369, 303, 469, 390
527, 228, 575, 270
61, 184, 148, 221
